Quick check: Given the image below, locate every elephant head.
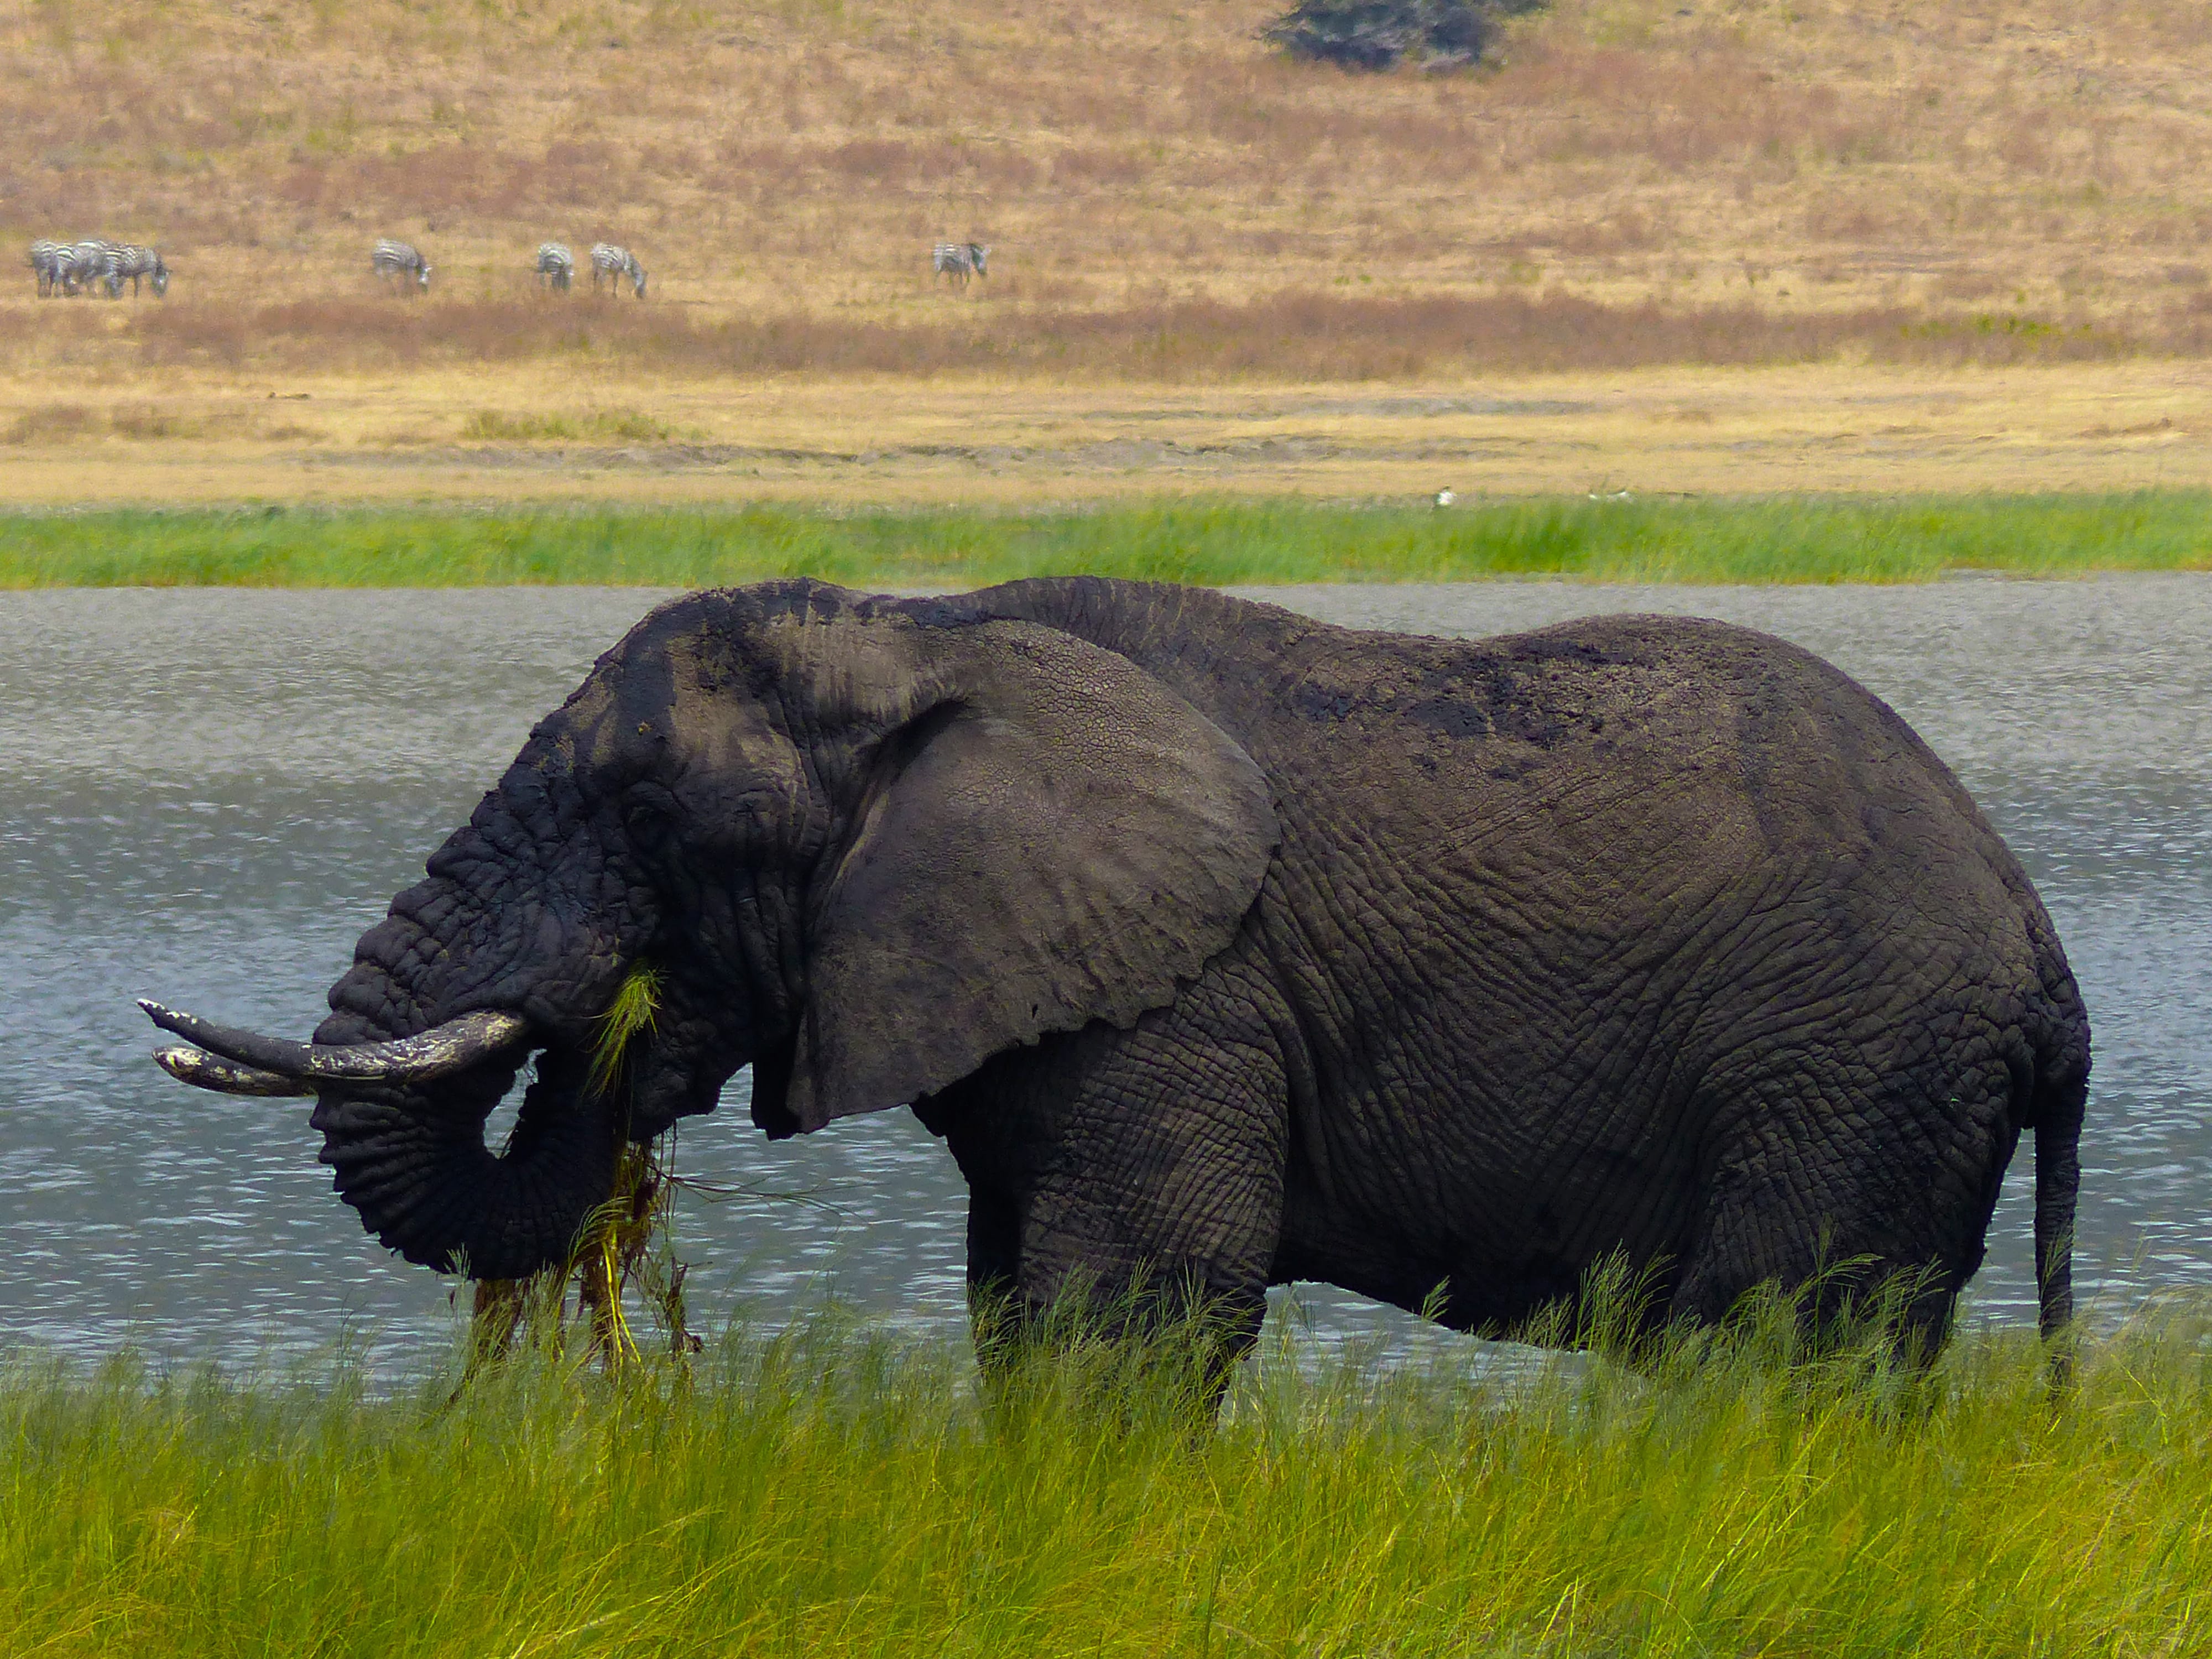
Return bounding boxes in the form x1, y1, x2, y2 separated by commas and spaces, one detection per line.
145, 582, 1277, 1282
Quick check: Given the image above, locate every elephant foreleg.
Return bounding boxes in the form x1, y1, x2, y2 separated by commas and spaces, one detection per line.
945, 966, 1293, 1416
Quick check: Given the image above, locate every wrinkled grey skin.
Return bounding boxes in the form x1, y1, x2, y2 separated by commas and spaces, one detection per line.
313, 578, 2090, 1364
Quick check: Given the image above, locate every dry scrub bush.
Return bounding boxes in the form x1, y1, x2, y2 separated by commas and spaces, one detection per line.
1265, 0, 1541, 72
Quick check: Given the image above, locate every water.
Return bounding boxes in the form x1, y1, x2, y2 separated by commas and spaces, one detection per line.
3, 580, 2207, 1374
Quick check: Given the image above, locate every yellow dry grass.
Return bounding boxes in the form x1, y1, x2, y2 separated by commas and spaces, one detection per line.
0, 361, 2204, 505
8, 0, 2212, 322
4, 0, 2212, 504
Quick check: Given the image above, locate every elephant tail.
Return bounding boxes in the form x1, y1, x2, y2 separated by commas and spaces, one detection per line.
2026, 969, 2090, 1355
2026, 1079, 2079, 1336
2032, 1061, 2086, 1347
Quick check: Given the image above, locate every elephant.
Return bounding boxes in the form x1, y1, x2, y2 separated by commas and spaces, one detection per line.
143, 577, 2090, 1374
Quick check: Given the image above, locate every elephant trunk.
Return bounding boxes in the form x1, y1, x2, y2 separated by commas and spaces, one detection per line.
309, 1044, 621, 1281
295, 873, 630, 1280
145, 744, 658, 1280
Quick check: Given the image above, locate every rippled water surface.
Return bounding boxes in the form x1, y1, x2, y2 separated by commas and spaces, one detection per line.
3, 580, 2207, 1373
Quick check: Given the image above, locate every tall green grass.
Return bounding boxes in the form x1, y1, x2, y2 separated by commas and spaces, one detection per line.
3, 493, 2210, 588
6, 1299, 2209, 1658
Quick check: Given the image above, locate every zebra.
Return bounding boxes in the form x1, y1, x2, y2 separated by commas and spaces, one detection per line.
49, 239, 88, 295
535, 241, 575, 292
110, 245, 169, 298
931, 241, 989, 289
589, 243, 646, 298
27, 239, 65, 297
372, 237, 431, 293
63, 239, 121, 297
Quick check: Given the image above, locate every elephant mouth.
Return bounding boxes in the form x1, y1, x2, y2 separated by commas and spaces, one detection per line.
138, 998, 536, 1097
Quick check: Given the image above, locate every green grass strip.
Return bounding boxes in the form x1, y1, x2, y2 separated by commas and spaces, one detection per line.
2, 492, 2209, 587
5, 1306, 2211, 1657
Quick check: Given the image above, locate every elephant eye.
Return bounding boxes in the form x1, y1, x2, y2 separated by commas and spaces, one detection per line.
622, 785, 679, 849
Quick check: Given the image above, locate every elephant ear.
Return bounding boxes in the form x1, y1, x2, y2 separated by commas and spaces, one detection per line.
777, 620, 1278, 1133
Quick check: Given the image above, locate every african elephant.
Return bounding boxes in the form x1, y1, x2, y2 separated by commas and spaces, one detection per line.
144, 578, 2090, 1368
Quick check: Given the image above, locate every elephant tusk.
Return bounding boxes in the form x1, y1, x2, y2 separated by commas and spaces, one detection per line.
136, 999, 532, 1084
153, 1044, 316, 1098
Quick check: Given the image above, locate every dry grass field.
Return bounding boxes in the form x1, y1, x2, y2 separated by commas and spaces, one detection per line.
3, 0, 2211, 502
0, 363, 2205, 507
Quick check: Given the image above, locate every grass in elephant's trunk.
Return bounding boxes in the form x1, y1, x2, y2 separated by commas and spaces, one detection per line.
464, 1144, 695, 1375
466, 964, 699, 1378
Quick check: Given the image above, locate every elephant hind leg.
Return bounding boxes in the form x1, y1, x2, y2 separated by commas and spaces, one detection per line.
1670, 1206, 1965, 1365
1668, 1051, 2022, 1363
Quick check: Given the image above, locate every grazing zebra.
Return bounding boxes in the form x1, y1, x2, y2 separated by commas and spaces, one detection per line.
589, 243, 646, 298
110, 245, 169, 298
64, 239, 121, 297
535, 241, 575, 291
54, 240, 92, 295
931, 241, 989, 289
372, 237, 431, 292
27, 239, 65, 297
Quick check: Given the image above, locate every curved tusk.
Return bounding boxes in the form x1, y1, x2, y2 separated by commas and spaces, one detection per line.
154, 1044, 316, 1098
136, 999, 531, 1084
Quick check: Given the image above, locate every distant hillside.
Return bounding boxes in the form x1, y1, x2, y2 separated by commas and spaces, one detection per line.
3, 0, 2209, 378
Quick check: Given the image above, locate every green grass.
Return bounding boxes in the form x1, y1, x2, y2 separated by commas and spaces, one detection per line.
2, 493, 2209, 588
588, 963, 665, 1101
5, 1300, 2210, 1658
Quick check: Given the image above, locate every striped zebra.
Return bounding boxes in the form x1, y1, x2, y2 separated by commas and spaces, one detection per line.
372, 237, 431, 293
27, 239, 65, 297
110, 245, 169, 298
535, 242, 575, 292
64, 239, 121, 297
931, 241, 989, 289
589, 243, 646, 298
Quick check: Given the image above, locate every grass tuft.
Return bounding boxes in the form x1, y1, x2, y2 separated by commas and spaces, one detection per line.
4, 1296, 2210, 1656
458, 408, 688, 443
4, 493, 2211, 589
587, 962, 664, 1102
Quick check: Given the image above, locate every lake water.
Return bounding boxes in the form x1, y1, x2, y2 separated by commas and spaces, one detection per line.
3, 578, 2207, 1375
